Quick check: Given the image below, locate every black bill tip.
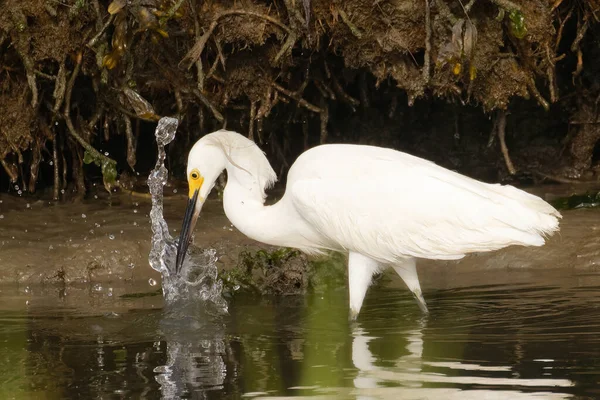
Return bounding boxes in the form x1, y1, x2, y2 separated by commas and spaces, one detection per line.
175, 189, 200, 275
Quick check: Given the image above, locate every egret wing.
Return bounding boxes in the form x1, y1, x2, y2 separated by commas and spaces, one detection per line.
289, 159, 557, 263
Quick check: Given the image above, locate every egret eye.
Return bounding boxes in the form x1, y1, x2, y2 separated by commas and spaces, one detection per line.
190, 170, 200, 180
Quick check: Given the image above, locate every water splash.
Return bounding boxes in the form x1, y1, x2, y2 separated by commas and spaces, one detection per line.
147, 117, 227, 312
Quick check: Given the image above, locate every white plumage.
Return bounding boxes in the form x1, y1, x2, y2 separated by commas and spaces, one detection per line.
176, 130, 561, 319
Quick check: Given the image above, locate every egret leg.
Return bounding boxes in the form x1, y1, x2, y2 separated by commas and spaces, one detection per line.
348, 252, 379, 320
393, 258, 429, 314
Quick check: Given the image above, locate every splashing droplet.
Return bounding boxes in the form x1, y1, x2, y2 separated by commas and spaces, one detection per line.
108, 234, 115, 240
93, 283, 102, 292
146, 117, 227, 311
148, 278, 157, 286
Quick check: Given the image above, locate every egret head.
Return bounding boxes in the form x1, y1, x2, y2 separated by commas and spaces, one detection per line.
175, 139, 226, 274
175, 130, 277, 274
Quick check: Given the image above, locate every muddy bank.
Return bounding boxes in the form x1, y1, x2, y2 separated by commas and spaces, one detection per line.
1, 183, 600, 296
0, 190, 273, 287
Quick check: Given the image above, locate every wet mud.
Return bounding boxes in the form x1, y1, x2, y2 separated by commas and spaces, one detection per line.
1, 182, 600, 297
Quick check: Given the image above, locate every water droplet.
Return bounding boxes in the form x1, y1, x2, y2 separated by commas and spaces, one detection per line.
25, 300, 29, 306
95, 223, 101, 228
81, 214, 87, 218
233, 285, 240, 291
107, 288, 113, 297
148, 278, 157, 286
120, 230, 123, 234
133, 209, 138, 214
61, 189, 65, 194
134, 202, 139, 206
89, 229, 94, 234
173, 188, 178, 193
48, 245, 54, 250
94, 195, 98, 199
25, 286, 30, 293
26, 203, 30, 208
133, 222, 138, 226
104, 152, 109, 156
49, 161, 54, 165
128, 263, 135, 269
108, 234, 115, 240
14, 185, 19, 190
93, 283, 102, 292
17, 190, 22, 195
0, 215, 4, 219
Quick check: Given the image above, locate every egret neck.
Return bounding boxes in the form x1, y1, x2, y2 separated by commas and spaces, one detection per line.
222, 165, 322, 251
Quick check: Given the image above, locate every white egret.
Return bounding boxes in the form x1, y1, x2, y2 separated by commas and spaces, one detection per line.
176, 130, 561, 318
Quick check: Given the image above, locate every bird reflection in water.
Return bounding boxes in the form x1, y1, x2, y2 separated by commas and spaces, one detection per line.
153, 302, 229, 399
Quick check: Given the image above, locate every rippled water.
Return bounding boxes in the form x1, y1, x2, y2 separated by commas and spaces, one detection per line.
1, 268, 600, 399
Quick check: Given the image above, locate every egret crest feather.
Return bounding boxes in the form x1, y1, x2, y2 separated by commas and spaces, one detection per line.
200, 129, 277, 201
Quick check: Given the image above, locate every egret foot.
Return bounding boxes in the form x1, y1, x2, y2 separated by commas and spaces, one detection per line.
393, 258, 428, 313
411, 288, 429, 314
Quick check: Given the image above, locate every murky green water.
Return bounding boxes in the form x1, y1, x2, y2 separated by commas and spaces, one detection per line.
1, 267, 599, 400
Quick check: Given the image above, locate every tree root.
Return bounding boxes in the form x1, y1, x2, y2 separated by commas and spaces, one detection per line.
272, 82, 322, 113
28, 139, 42, 193
555, 5, 574, 52
191, 89, 225, 122
423, 0, 432, 84
88, 14, 115, 48
0, 159, 18, 183
123, 114, 136, 170
320, 99, 328, 144
526, 75, 550, 111
338, 9, 362, 39
327, 63, 359, 110
16, 49, 38, 108
181, 9, 292, 69
497, 110, 517, 175
248, 101, 257, 140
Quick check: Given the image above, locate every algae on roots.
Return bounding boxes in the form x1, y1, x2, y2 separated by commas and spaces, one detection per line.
221, 248, 309, 296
